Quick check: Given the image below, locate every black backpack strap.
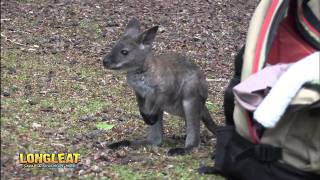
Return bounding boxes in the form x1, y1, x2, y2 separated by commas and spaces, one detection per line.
223, 46, 244, 125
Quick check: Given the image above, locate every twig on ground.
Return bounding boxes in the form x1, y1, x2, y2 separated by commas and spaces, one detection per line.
1, 33, 39, 51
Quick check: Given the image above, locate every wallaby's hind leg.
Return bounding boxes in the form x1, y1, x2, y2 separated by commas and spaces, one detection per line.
108, 94, 163, 149
167, 98, 201, 156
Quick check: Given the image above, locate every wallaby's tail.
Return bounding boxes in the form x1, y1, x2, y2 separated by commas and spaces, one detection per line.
202, 106, 217, 134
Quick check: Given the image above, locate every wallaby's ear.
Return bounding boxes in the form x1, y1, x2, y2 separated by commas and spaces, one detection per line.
124, 18, 141, 37
138, 26, 159, 46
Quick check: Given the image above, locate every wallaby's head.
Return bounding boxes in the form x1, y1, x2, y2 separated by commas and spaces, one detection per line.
103, 18, 158, 71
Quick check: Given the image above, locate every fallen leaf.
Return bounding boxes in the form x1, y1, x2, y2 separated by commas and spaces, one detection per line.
96, 122, 114, 130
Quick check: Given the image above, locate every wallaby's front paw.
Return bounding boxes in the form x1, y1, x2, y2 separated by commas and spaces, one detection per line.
167, 147, 189, 156
140, 112, 159, 125
108, 140, 131, 149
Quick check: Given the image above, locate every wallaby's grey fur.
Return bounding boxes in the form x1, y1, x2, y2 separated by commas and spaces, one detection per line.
103, 18, 216, 155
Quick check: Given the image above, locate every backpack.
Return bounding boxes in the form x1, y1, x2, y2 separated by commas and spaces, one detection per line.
200, 0, 320, 179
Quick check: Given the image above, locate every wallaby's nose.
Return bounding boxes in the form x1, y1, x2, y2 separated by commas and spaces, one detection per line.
102, 56, 112, 68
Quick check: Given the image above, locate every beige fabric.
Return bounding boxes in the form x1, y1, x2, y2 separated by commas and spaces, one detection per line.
308, 0, 320, 21
235, 0, 274, 143
233, 88, 320, 143
291, 88, 320, 105
261, 108, 320, 174
235, 86, 320, 143
235, 0, 284, 142
241, 0, 272, 80
261, 88, 320, 173
233, 0, 320, 174
234, 104, 252, 141
241, 0, 284, 80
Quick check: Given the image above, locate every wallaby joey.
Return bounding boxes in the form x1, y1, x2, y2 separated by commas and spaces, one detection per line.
103, 18, 217, 155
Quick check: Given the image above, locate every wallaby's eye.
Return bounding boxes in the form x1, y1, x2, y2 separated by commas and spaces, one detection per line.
121, 50, 129, 55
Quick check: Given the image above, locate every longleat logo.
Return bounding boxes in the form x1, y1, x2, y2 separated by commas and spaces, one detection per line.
19, 153, 80, 168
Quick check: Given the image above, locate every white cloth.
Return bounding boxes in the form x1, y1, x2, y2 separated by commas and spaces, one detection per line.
254, 52, 320, 128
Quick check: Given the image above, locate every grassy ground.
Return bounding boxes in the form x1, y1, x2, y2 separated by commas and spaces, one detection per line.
1, 48, 219, 179
1, 0, 257, 179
